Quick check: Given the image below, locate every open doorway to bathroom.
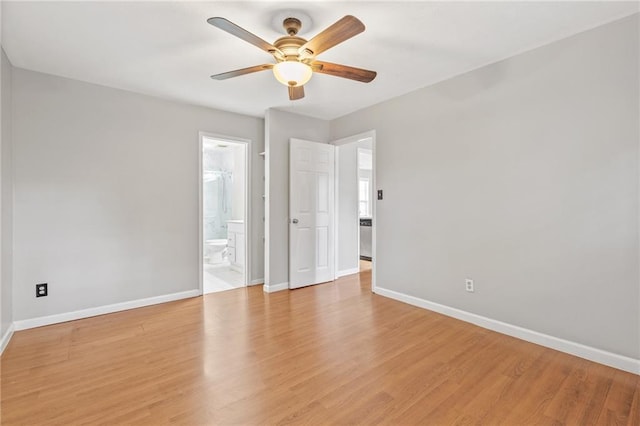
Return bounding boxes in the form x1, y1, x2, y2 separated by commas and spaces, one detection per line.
201, 135, 248, 294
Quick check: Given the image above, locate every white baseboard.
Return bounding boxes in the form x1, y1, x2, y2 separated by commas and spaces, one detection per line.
0, 323, 15, 355
263, 281, 288, 293
375, 287, 640, 375
337, 267, 360, 278
13, 290, 200, 331
250, 278, 264, 286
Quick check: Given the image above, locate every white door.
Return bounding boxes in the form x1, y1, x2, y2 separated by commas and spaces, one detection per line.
289, 139, 335, 289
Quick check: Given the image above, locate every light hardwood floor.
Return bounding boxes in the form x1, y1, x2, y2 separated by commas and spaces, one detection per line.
1, 268, 638, 425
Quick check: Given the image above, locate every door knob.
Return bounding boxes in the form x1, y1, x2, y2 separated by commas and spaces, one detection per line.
292, 218, 299, 224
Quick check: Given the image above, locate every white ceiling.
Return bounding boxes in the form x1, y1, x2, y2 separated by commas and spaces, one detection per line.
2, 2, 638, 120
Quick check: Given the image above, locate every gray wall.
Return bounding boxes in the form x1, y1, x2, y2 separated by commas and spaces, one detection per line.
264, 109, 330, 287
331, 15, 639, 359
11, 68, 264, 321
1, 47, 13, 337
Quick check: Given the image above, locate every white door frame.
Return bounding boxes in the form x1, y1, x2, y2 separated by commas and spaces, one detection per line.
332, 130, 377, 292
198, 131, 252, 295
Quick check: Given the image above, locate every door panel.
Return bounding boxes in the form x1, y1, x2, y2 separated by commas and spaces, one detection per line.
290, 139, 335, 289
317, 227, 328, 268
297, 171, 312, 214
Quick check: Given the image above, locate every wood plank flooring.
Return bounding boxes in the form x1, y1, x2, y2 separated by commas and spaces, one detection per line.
1, 268, 638, 425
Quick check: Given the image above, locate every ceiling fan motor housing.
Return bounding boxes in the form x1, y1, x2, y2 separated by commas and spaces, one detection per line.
274, 35, 307, 61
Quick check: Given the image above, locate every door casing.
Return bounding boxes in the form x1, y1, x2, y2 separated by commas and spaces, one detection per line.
332, 130, 377, 293
198, 131, 252, 294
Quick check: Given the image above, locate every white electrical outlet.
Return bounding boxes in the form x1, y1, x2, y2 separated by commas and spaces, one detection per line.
465, 279, 474, 293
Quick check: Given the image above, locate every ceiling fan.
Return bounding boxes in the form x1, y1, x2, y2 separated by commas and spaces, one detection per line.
207, 15, 377, 101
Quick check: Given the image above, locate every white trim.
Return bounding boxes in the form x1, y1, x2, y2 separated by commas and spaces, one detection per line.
333, 146, 340, 280
0, 323, 15, 354
264, 112, 271, 292
263, 281, 289, 293
250, 278, 264, 286
13, 290, 200, 331
198, 132, 252, 294
245, 140, 252, 289
198, 134, 204, 296
375, 287, 640, 375
337, 267, 360, 278
370, 131, 377, 293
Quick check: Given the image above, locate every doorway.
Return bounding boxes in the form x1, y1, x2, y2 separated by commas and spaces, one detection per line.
334, 131, 376, 289
200, 134, 249, 294
357, 146, 373, 273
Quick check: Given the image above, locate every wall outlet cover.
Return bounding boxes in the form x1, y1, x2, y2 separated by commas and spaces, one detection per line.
36, 283, 48, 297
465, 279, 474, 293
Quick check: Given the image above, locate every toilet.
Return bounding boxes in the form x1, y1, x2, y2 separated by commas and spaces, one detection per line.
204, 239, 228, 264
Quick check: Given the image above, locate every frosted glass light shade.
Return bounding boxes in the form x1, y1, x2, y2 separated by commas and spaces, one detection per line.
273, 61, 313, 87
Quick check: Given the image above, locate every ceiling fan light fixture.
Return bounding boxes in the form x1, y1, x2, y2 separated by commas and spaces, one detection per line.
273, 61, 313, 87
208, 15, 375, 100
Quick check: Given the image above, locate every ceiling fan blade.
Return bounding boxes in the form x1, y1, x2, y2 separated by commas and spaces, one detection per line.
311, 61, 377, 83
210, 64, 273, 80
299, 15, 365, 58
289, 85, 305, 101
207, 17, 283, 58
